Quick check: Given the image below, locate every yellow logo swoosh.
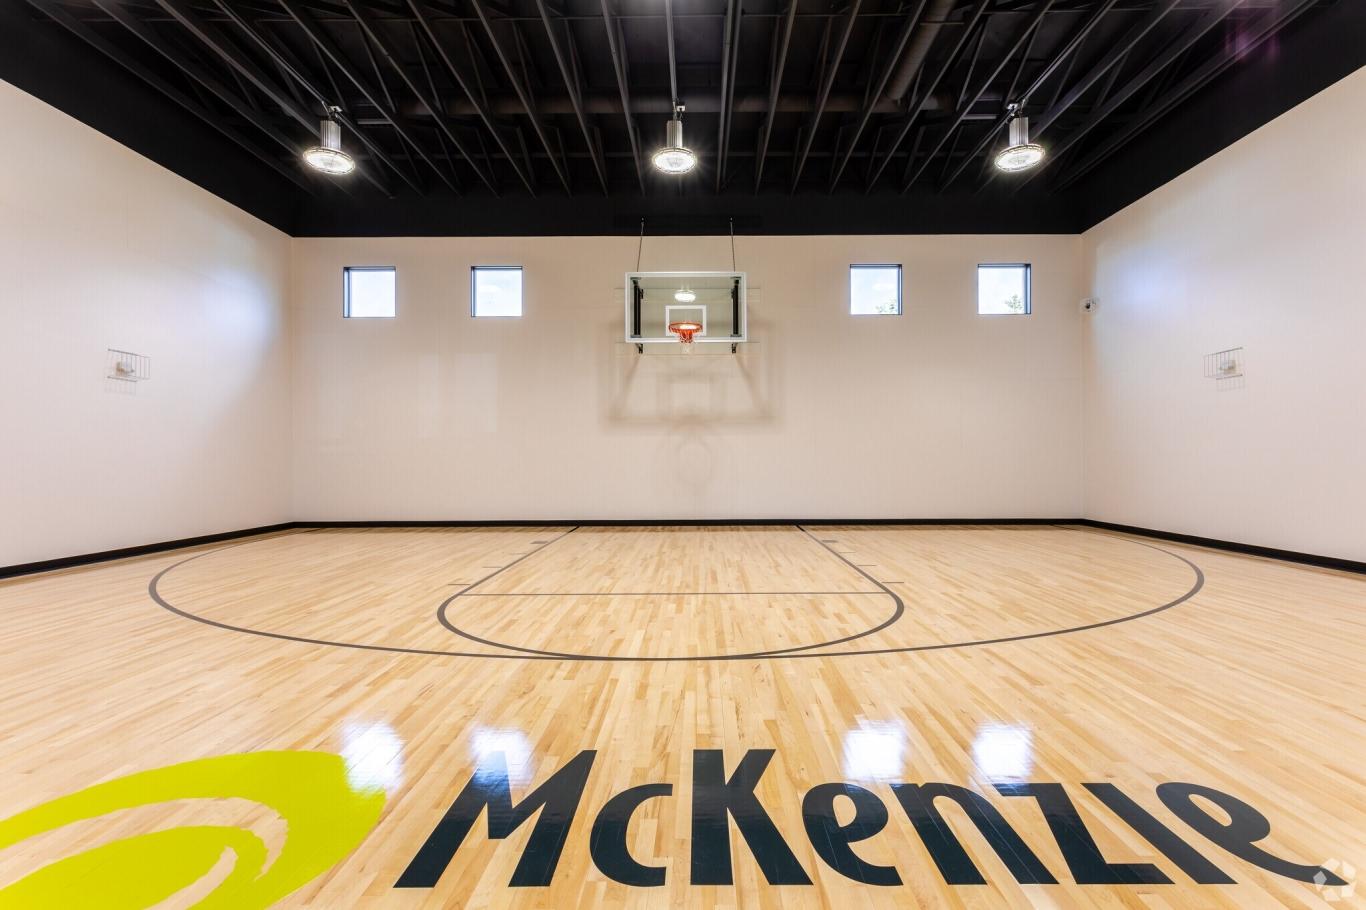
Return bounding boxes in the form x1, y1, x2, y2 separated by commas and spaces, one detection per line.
0, 751, 385, 909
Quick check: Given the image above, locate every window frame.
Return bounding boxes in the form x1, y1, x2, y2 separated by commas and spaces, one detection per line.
848, 263, 903, 316
976, 262, 1032, 316
470, 265, 525, 318
342, 266, 397, 319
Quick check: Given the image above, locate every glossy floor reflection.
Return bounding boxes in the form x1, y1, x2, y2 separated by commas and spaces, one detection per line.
0, 524, 1362, 908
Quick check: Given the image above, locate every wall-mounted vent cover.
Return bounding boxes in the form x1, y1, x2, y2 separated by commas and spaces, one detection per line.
1203, 347, 1244, 389
106, 349, 150, 383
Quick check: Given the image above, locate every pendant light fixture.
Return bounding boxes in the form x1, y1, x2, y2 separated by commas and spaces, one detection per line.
674, 289, 697, 303
652, 103, 697, 175
994, 107, 1044, 173
304, 106, 356, 176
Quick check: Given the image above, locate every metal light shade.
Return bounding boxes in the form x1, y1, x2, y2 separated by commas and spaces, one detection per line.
995, 116, 1044, 172
304, 117, 355, 175
652, 117, 697, 175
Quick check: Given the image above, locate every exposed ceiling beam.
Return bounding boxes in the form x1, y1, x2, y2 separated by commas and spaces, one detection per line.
753, 0, 798, 192
354, 11, 429, 193
937, 0, 1118, 192
390, 142, 1016, 161
212, 0, 417, 195
1033, 0, 1182, 137
534, 0, 609, 194
955, 15, 988, 112
155, 0, 399, 195
388, 89, 986, 118
24, 0, 318, 195
1093, 45, 1131, 107
89, 0, 342, 191
663, 0, 678, 106
409, 0, 538, 195
865, 0, 990, 191
1056, 0, 1320, 191
410, 20, 462, 190
600, 0, 645, 193
353, 24, 435, 193
828, 0, 929, 192
1013, 0, 1242, 192
469, 0, 572, 193
903, 0, 1052, 192
999, 8, 1039, 111
62, 3, 1309, 27
715, 0, 740, 192
884, 0, 953, 104
791, 0, 863, 191
344, 0, 501, 193
280, 0, 466, 193
21, 0, 1347, 225
157, 0, 313, 131
900, 119, 927, 186
972, 0, 1178, 193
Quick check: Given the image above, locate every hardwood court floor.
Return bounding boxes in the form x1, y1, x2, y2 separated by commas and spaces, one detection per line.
0, 525, 1362, 908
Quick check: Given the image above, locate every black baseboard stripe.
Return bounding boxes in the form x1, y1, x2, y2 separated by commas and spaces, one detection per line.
296, 518, 1069, 528
0, 523, 297, 581
3, 518, 1361, 580
1078, 520, 1366, 576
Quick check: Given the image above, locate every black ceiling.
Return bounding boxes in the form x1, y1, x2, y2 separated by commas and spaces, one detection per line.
4, 0, 1364, 235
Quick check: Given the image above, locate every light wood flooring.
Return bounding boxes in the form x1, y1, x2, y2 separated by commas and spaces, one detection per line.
0, 524, 1362, 908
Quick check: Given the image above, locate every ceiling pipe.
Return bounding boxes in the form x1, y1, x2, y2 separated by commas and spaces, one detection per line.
884, 0, 956, 102
389, 90, 981, 119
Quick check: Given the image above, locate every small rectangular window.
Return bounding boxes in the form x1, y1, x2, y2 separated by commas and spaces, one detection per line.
977, 263, 1031, 315
472, 266, 523, 317
343, 267, 396, 318
849, 264, 902, 315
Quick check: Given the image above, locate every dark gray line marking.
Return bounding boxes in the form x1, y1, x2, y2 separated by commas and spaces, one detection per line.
446, 528, 580, 600
148, 526, 579, 660
436, 526, 907, 661
785, 531, 1205, 660
457, 590, 884, 597
148, 525, 1204, 663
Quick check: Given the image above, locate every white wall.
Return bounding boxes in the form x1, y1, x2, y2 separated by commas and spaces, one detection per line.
14, 61, 1361, 554
291, 234, 1084, 520
0, 81, 292, 566
1081, 67, 1366, 561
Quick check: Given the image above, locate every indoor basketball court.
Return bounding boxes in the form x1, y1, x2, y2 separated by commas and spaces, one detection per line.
1, 1, 1364, 908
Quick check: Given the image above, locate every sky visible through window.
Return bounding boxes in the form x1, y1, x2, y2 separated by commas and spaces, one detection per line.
978, 264, 1029, 315
345, 268, 395, 318
850, 266, 901, 315
473, 268, 523, 317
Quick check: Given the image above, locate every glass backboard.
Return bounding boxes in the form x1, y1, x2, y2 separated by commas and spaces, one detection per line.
625, 272, 747, 345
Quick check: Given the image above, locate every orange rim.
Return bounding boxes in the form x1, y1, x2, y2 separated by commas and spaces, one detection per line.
668, 321, 703, 343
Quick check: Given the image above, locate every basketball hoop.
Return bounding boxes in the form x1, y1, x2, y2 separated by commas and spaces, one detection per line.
668, 321, 703, 352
